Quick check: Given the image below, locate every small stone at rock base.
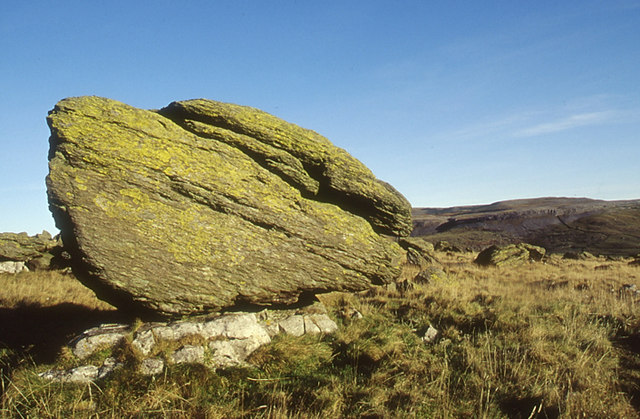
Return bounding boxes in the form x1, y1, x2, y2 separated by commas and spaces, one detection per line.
38, 358, 122, 383
171, 345, 205, 364
422, 326, 439, 344
39, 365, 99, 383
275, 313, 338, 336
307, 314, 339, 334
210, 313, 266, 340
340, 307, 364, 321
71, 324, 129, 360
619, 284, 640, 297
208, 335, 270, 368
131, 328, 156, 356
303, 316, 321, 334
98, 357, 123, 380
398, 238, 439, 267
152, 321, 203, 342
277, 315, 305, 337
139, 358, 165, 376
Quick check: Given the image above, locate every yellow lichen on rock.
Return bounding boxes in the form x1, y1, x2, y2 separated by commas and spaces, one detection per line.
47, 96, 407, 316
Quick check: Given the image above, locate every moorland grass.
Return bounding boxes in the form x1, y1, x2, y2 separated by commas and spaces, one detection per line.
2, 253, 640, 417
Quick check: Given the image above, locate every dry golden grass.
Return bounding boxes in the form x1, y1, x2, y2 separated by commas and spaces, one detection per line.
2, 253, 640, 417
0, 270, 114, 310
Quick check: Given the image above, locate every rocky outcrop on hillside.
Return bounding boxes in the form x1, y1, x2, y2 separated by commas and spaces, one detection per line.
46, 96, 411, 317
0, 231, 63, 272
412, 198, 640, 257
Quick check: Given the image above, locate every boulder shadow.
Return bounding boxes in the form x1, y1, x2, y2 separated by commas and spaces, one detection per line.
0, 302, 131, 364
613, 333, 640, 413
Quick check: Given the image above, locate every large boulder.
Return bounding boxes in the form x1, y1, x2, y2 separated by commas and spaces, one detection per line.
46, 96, 410, 316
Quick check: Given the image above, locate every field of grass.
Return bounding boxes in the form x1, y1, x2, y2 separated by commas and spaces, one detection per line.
2, 252, 640, 418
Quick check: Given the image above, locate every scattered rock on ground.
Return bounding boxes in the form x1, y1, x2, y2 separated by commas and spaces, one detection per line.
399, 237, 439, 268
339, 307, 364, 321
619, 284, 640, 297
422, 325, 439, 344
563, 251, 595, 260
414, 266, 447, 284
46, 96, 410, 316
71, 324, 129, 360
39, 358, 122, 383
434, 241, 462, 253
0, 261, 29, 274
474, 243, 546, 267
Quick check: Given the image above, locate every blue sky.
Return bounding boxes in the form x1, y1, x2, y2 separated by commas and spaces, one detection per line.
1, 1, 639, 234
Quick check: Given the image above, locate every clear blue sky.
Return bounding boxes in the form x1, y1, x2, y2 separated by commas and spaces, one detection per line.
2, 1, 639, 234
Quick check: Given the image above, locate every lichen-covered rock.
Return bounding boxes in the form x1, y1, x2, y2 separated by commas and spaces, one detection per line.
158, 99, 412, 236
434, 240, 462, 253
399, 237, 439, 267
474, 243, 547, 267
46, 96, 408, 316
414, 266, 447, 284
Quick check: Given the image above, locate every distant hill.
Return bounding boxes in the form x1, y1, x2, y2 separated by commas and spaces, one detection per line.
412, 197, 640, 256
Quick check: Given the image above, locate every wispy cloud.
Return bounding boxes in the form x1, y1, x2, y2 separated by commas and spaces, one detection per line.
443, 113, 535, 141
514, 110, 618, 137
433, 100, 640, 143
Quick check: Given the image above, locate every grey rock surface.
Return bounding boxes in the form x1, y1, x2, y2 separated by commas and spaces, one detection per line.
139, 358, 164, 376
171, 345, 205, 364
40, 308, 340, 382
39, 365, 100, 383
71, 324, 129, 360
0, 261, 29, 274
